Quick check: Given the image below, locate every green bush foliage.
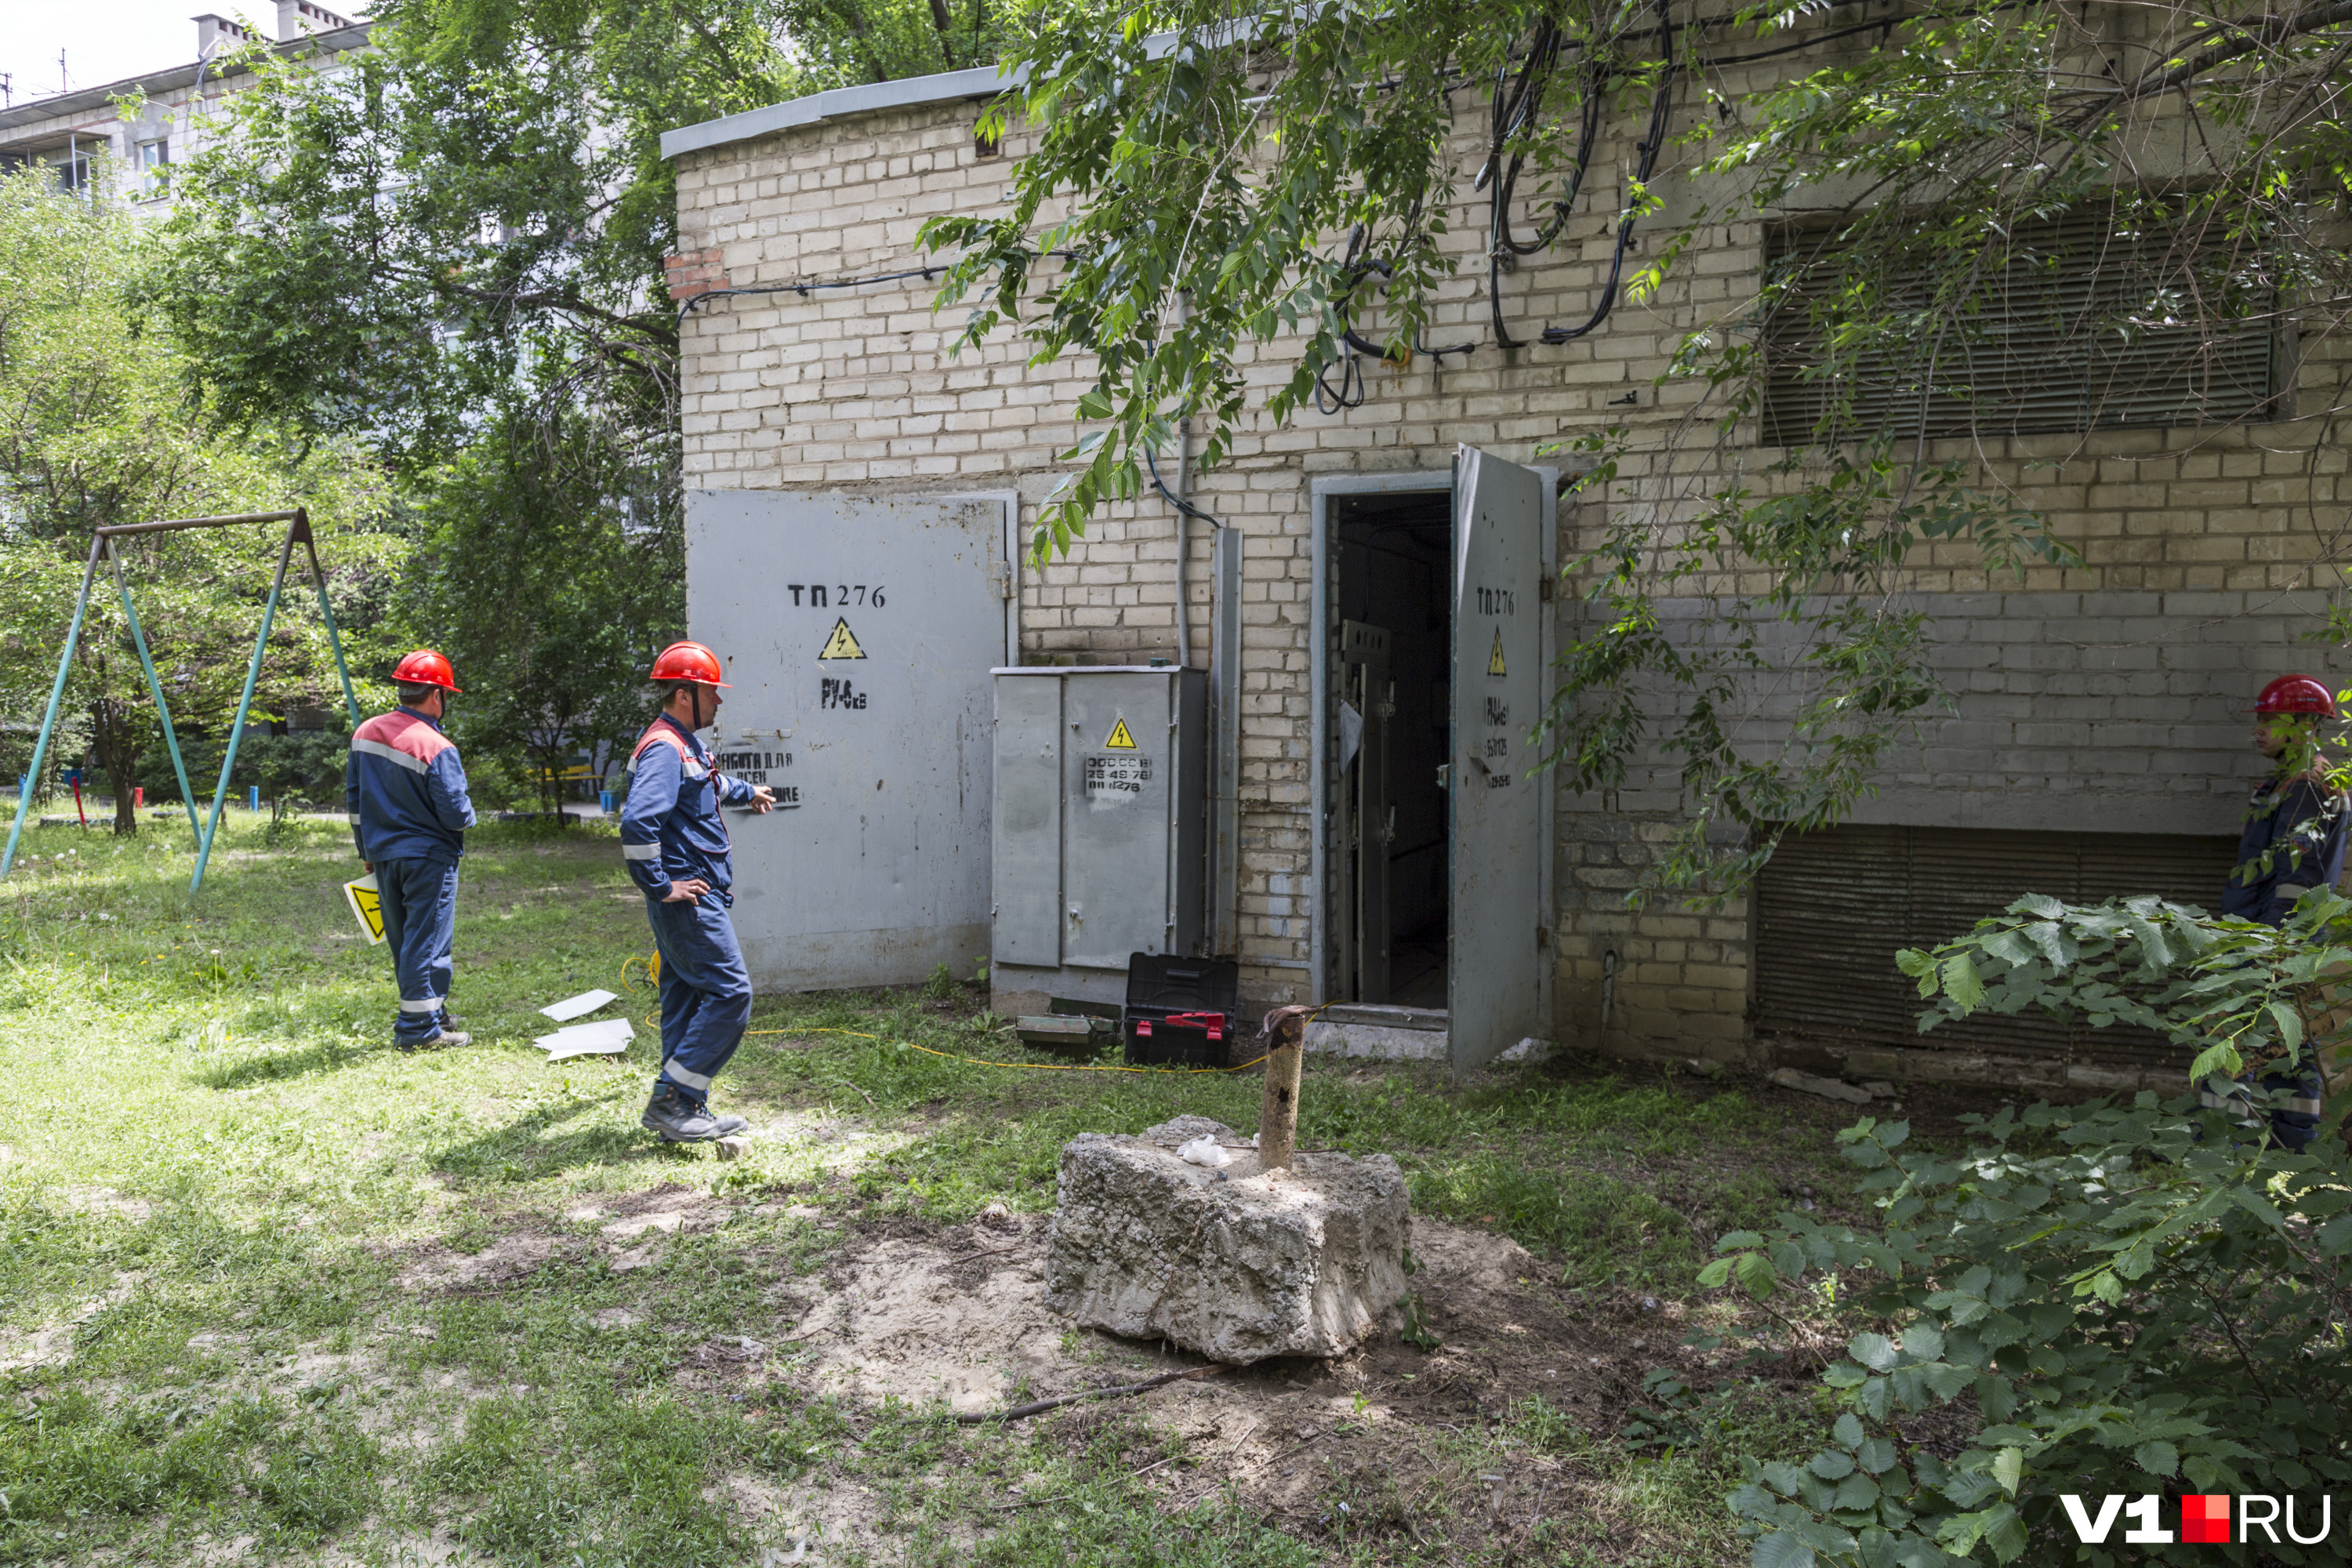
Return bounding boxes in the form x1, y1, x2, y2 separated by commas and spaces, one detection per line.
1706, 895, 2352, 1566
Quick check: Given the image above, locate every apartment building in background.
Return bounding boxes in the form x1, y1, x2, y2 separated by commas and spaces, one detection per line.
0, 5, 367, 209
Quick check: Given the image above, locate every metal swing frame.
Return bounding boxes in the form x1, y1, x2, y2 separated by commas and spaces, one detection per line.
1, 509, 362, 892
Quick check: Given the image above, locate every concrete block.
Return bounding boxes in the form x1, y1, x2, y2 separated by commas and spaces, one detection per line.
1046, 1116, 1410, 1363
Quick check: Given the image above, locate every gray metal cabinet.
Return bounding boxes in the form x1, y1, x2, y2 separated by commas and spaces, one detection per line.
990, 666, 1206, 1007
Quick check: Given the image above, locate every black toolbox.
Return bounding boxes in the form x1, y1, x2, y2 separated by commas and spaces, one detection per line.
1123, 953, 1242, 1067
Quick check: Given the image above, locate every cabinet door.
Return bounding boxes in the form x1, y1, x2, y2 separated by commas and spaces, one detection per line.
992, 675, 1062, 966
1059, 673, 1174, 969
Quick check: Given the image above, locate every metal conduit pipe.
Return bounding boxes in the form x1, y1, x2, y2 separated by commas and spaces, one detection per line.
1174, 413, 1192, 666
1171, 292, 1192, 669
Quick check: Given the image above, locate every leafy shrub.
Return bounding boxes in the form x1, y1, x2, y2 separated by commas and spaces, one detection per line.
1706, 895, 2352, 1566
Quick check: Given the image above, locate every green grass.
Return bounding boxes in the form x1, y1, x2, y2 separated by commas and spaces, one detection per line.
0, 815, 1853, 1563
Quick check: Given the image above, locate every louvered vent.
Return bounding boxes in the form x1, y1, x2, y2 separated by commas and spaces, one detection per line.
1762, 210, 2278, 445
1753, 824, 2240, 1079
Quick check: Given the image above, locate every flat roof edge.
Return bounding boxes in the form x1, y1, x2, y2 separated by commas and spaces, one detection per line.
659, 23, 1248, 162
660, 64, 1016, 161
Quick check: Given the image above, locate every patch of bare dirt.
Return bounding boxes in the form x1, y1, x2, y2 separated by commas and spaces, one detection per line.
63, 1186, 154, 1222
393, 1232, 571, 1292
0, 1272, 143, 1373
778, 1215, 1160, 1412
718, 1470, 898, 1563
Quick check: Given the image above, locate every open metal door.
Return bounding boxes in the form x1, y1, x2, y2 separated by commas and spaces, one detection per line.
1449, 447, 1545, 1073
685, 490, 1011, 990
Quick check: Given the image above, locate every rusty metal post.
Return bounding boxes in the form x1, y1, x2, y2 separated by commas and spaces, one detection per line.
1258, 1009, 1308, 1171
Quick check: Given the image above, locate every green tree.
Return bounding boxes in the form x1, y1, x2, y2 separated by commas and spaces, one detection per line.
927, 0, 2352, 898
151, 1, 1007, 797
0, 168, 394, 836
407, 409, 684, 815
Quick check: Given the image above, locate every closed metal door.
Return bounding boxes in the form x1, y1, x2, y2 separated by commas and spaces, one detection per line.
684, 491, 1009, 989
991, 675, 1063, 965
1450, 447, 1546, 1073
1060, 673, 1177, 968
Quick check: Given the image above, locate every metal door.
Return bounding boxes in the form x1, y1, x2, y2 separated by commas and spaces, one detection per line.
1059, 672, 1178, 968
684, 490, 1011, 989
1449, 447, 1545, 1072
991, 674, 1063, 966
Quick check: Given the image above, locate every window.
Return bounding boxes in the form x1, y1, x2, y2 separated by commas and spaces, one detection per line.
1762, 207, 2280, 445
53, 154, 93, 196
137, 139, 170, 199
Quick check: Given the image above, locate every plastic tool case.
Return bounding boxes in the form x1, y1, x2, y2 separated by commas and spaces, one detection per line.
1123, 953, 1242, 1067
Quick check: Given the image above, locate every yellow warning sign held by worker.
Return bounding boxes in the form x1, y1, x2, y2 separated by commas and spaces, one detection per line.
818, 618, 866, 659
1103, 717, 1138, 750
1488, 628, 1508, 677
343, 873, 387, 946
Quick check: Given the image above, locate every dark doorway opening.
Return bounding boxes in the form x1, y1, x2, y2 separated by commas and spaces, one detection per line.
1331, 490, 1451, 1008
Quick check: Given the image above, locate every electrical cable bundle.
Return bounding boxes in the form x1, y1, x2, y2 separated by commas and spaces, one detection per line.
1486, 0, 1679, 349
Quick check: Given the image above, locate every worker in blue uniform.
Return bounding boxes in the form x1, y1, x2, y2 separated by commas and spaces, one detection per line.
619, 641, 776, 1142
2213, 674, 2347, 1149
347, 650, 478, 1050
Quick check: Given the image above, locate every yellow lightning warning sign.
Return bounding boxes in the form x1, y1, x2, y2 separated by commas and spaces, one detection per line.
343, 873, 387, 946
1488, 629, 1508, 677
1103, 717, 1138, 750
818, 618, 866, 660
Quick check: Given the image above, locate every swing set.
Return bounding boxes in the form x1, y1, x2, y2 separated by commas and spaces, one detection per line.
0, 509, 362, 893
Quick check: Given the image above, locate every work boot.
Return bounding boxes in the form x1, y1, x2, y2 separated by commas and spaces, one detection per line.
650, 1053, 747, 1136
404, 1028, 471, 1051
436, 1008, 467, 1030
641, 1083, 722, 1143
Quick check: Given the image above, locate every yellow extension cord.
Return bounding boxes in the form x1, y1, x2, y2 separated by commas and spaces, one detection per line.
624, 956, 1277, 1076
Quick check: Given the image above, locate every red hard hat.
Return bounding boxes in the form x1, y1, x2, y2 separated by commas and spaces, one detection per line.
391, 649, 462, 693
648, 640, 730, 687
2254, 675, 2336, 718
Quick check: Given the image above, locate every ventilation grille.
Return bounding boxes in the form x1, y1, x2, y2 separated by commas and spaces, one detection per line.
1762, 210, 2278, 445
1753, 824, 2240, 1077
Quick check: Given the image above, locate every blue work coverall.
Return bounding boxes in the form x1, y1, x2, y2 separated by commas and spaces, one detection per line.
619, 715, 757, 1105
2216, 774, 2347, 1149
346, 707, 477, 1045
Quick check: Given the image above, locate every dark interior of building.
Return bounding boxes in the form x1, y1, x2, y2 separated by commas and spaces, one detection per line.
1331, 490, 1453, 1009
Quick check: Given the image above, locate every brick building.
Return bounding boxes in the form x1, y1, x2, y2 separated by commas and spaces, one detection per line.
657, 49, 2350, 1090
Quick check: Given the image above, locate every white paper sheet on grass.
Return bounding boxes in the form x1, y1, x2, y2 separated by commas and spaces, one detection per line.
535, 1017, 635, 1061
539, 989, 619, 1022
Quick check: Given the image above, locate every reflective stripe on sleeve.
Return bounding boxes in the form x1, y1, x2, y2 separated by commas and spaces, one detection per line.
2203, 1090, 2324, 1116
621, 841, 662, 862
399, 997, 442, 1013
352, 737, 430, 775
2277, 884, 2316, 899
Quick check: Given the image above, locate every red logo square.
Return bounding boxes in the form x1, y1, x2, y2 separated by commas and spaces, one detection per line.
2182, 1494, 2231, 1544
